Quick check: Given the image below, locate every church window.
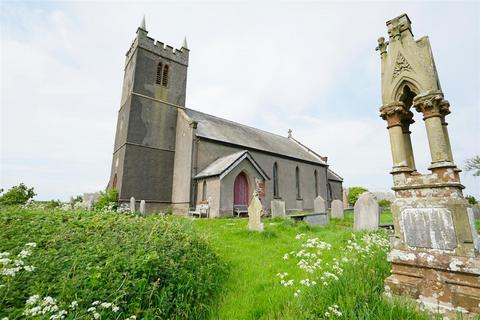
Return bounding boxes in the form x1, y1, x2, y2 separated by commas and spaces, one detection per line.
273, 162, 279, 198
314, 170, 318, 197
156, 62, 163, 85
295, 166, 301, 199
162, 64, 169, 87
202, 180, 207, 201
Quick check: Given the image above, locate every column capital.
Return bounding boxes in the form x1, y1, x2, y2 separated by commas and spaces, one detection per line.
380, 102, 409, 127
413, 91, 449, 120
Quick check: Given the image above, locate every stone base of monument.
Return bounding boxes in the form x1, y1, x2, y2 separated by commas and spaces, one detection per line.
384, 249, 480, 317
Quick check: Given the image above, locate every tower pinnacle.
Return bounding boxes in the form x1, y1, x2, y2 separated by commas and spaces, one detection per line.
182, 37, 188, 50
139, 15, 146, 30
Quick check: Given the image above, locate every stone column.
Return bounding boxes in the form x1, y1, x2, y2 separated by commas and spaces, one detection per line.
439, 100, 454, 162
401, 113, 416, 171
414, 93, 451, 165
380, 103, 411, 172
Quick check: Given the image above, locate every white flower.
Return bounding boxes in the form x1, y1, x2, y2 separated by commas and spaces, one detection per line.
24, 265, 36, 272
0, 252, 10, 258
87, 307, 96, 312
69, 301, 78, 309
26, 295, 40, 305
18, 249, 32, 258
112, 305, 119, 312
325, 311, 330, 317
0, 258, 11, 265
92, 301, 100, 306
283, 254, 289, 260
93, 312, 100, 319
25, 242, 37, 248
100, 302, 112, 308
14, 259, 24, 266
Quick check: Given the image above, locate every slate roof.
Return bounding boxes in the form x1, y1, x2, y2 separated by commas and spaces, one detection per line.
194, 150, 269, 180
185, 108, 327, 165
327, 168, 343, 182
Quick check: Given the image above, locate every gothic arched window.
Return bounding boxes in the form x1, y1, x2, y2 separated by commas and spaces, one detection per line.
162, 64, 169, 87
295, 166, 301, 199
156, 62, 163, 85
273, 162, 279, 198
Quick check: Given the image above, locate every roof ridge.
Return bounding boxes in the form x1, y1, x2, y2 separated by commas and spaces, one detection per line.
186, 107, 292, 141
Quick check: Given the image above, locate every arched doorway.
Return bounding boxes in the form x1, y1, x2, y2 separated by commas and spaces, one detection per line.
233, 172, 249, 212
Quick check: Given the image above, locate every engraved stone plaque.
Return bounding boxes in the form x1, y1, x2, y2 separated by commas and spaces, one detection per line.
400, 208, 457, 250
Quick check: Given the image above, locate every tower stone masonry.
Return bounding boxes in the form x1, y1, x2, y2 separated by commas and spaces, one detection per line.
377, 13, 479, 317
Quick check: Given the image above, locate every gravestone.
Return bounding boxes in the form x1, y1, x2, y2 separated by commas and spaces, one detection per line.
271, 199, 286, 217
313, 196, 328, 225
86, 199, 94, 211
467, 208, 480, 252
472, 204, 480, 220
139, 200, 146, 215
353, 192, 379, 231
330, 199, 344, 219
130, 197, 136, 213
248, 192, 264, 232
69, 196, 75, 211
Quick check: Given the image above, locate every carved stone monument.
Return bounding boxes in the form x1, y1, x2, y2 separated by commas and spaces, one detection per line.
377, 14, 479, 316
248, 192, 264, 232
330, 199, 344, 219
353, 192, 379, 231
271, 199, 286, 217
313, 196, 328, 225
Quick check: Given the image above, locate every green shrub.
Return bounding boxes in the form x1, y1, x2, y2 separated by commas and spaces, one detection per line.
378, 199, 391, 208
465, 195, 477, 205
0, 207, 227, 319
94, 188, 118, 211
0, 183, 36, 206
347, 187, 368, 206
44, 199, 61, 209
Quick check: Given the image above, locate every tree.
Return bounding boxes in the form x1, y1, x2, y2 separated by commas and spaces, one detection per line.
465, 156, 480, 176
465, 195, 477, 206
347, 187, 368, 206
0, 183, 36, 205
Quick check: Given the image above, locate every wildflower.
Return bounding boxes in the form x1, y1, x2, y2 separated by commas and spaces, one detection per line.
0, 258, 11, 265
87, 307, 96, 312
91, 301, 100, 306
24, 265, 36, 272
93, 312, 100, 319
14, 259, 24, 266
0, 252, 10, 258
18, 249, 32, 258
112, 305, 120, 312
25, 243, 37, 248
283, 253, 289, 260
325, 311, 330, 317
100, 302, 112, 308
26, 295, 40, 305
69, 301, 78, 309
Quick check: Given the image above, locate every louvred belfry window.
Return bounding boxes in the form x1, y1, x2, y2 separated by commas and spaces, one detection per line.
162, 64, 169, 86
156, 62, 163, 85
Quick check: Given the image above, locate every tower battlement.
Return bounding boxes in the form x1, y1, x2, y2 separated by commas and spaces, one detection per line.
125, 25, 189, 67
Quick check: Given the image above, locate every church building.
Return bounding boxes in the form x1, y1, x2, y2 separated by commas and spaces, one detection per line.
108, 19, 343, 216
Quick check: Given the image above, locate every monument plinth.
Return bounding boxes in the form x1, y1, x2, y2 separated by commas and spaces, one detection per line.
377, 13, 479, 317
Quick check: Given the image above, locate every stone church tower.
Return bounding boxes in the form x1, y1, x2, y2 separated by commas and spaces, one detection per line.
108, 17, 189, 210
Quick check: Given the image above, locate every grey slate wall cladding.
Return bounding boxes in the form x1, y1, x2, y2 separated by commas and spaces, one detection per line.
196, 139, 329, 212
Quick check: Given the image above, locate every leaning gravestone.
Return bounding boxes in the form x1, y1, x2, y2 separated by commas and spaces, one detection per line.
353, 192, 379, 231
139, 200, 146, 215
248, 192, 264, 231
330, 199, 344, 219
314, 196, 328, 225
271, 199, 286, 217
130, 197, 136, 213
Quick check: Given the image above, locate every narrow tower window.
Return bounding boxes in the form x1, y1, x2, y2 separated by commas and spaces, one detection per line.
314, 170, 318, 197
295, 166, 301, 199
156, 62, 163, 85
273, 162, 279, 198
162, 64, 169, 87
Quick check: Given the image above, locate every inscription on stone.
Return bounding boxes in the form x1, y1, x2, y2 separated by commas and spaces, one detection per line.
400, 208, 457, 250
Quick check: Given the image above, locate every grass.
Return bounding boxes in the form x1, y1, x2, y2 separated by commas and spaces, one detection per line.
0, 206, 226, 319
192, 213, 432, 320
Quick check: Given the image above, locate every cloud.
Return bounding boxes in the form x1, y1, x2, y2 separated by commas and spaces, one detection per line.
0, 1, 478, 200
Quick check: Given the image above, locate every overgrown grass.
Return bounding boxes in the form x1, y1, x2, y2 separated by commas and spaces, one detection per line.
192, 216, 432, 319
331, 209, 393, 227
0, 206, 226, 319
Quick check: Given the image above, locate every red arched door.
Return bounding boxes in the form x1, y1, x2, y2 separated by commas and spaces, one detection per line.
234, 173, 249, 208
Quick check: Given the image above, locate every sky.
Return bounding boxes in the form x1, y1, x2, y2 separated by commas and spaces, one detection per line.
0, 1, 479, 201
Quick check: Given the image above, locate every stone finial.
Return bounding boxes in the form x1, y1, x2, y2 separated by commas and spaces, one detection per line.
139, 15, 146, 30
375, 37, 389, 55
386, 13, 412, 40
182, 37, 189, 50
287, 129, 292, 138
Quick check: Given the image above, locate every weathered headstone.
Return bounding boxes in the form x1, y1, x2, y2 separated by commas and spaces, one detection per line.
69, 196, 75, 211
130, 197, 136, 213
467, 208, 480, 252
271, 199, 286, 217
313, 196, 328, 225
353, 192, 379, 231
139, 200, 146, 215
330, 199, 344, 219
86, 199, 94, 211
248, 192, 264, 231
472, 204, 480, 220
